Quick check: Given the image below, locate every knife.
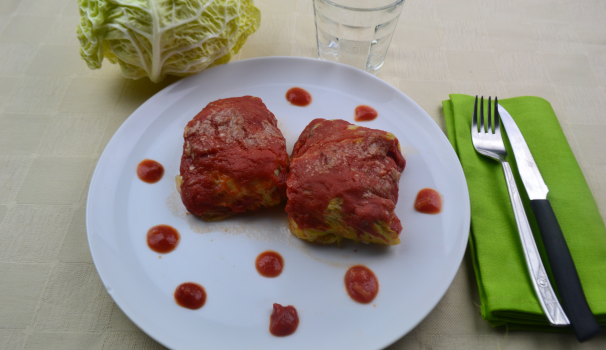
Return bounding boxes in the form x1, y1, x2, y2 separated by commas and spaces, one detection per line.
498, 104, 601, 342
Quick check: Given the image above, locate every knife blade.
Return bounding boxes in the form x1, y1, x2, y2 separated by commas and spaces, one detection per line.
498, 104, 601, 342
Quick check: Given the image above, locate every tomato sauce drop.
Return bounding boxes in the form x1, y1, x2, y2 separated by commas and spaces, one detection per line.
256, 251, 284, 277
147, 225, 180, 253
414, 188, 442, 214
174, 282, 206, 310
286, 87, 312, 106
137, 159, 164, 183
354, 105, 378, 122
269, 303, 299, 336
345, 265, 379, 304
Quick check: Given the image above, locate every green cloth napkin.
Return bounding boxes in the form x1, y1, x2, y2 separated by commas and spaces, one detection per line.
443, 94, 606, 331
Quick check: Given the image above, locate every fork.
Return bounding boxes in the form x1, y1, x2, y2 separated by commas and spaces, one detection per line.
471, 96, 569, 326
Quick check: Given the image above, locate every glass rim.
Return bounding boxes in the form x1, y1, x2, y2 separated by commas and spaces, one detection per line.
317, 0, 405, 12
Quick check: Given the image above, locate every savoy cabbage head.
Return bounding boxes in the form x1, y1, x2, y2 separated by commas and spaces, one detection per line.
77, 0, 261, 83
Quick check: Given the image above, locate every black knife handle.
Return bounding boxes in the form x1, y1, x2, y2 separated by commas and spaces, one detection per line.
530, 199, 601, 342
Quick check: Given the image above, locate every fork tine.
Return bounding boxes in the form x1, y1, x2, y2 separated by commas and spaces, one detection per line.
480, 96, 484, 132
487, 96, 492, 133
495, 96, 500, 134
472, 95, 478, 134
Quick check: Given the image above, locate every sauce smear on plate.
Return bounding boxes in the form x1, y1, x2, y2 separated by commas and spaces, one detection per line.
256, 251, 284, 277
137, 159, 164, 183
286, 87, 312, 106
345, 265, 379, 303
147, 225, 180, 253
174, 283, 206, 310
269, 303, 299, 336
354, 105, 378, 122
414, 188, 442, 214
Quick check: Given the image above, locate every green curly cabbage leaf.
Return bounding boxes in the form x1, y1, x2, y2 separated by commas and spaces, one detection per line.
77, 0, 261, 83
288, 198, 401, 245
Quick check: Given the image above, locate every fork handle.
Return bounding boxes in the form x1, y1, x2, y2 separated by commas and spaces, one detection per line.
530, 199, 601, 342
501, 162, 570, 326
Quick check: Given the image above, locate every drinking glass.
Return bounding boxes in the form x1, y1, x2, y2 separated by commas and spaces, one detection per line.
313, 0, 405, 75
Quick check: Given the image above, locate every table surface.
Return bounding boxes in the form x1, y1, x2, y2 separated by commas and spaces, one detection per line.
1, 0, 605, 349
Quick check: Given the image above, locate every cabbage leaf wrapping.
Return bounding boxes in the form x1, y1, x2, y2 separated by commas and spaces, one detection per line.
77, 0, 261, 83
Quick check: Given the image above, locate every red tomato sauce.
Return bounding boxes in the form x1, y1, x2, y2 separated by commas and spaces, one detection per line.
269, 303, 299, 336
414, 188, 442, 214
256, 251, 284, 277
286, 87, 312, 106
345, 265, 379, 304
179, 96, 288, 218
137, 159, 164, 183
147, 225, 180, 253
286, 119, 406, 242
174, 282, 206, 310
354, 105, 378, 122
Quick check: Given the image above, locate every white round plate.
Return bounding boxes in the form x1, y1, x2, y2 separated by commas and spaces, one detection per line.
87, 57, 470, 350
